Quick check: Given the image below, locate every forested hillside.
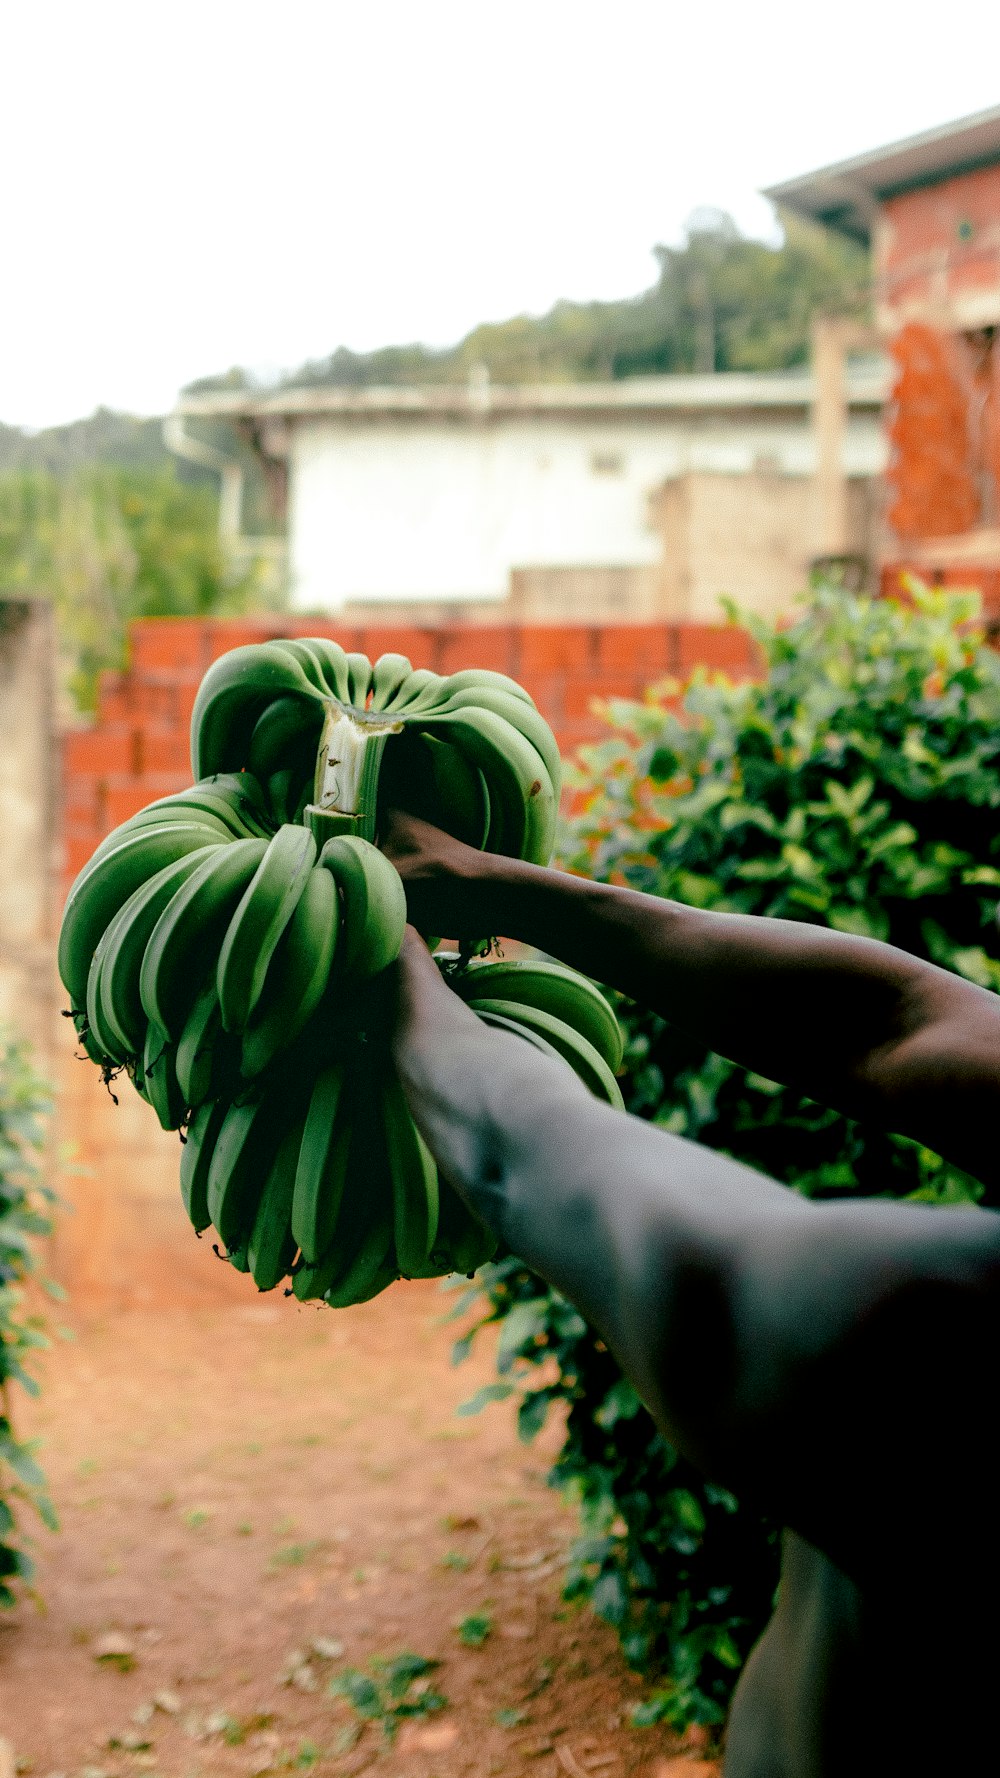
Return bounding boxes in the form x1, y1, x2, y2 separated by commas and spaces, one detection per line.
190, 209, 870, 396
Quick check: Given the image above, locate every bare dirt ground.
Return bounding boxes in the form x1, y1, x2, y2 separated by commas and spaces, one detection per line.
0, 1283, 717, 1778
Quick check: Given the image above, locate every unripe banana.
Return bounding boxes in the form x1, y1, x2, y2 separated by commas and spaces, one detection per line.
469, 997, 624, 1108
248, 695, 322, 783
248, 1123, 301, 1291
175, 976, 229, 1109
241, 865, 339, 1079
191, 642, 319, 778
345, 652, 373, 708
452, 958, 623, 1072
206, 1089, 289, 1251
369, 653, 413, 712
91, 850, 221, 1061
140, 838, 269, 1038
381, 1071, 439, 1278
216, 825, 317, 1031
319, 835, 406, 980
142, 1022, 186, 1130
59, 824, 223, 1009
291, 1060, 353, 1264
180, 1098, 227, 1233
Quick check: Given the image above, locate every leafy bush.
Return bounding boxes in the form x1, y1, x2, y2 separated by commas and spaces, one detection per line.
1, 1035, 58, 1605
458, 584, 1000, 1729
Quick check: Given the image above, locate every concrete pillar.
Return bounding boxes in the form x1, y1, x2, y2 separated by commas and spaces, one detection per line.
0, 599, 57, 1060
812, 317, 853, 559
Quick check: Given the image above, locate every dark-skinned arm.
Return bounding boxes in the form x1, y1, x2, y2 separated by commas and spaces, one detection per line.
391, 929, 1000, 1535
383, 814, 1000, 1189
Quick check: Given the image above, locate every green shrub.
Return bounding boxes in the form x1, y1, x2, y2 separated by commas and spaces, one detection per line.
458, 583, 1000, 1729
1, 1035, 58, 1605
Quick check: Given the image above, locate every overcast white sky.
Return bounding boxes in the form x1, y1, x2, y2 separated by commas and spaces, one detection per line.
2, 0, 998, 429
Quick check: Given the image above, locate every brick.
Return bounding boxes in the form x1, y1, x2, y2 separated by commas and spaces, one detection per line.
517, 626, 594, 676
138, 729, 193, 775
555, 715, 616, 750
675, 624, 752, 677
438, 628, 516, 678
595, 624, 673, 676
131, 618, 209, 676
97, 670, 134, 724
176, 681, 200, 725
134, 682, 179, 725
102, 779, 154, 830
62, 774, 100, 821
63, 727, 135, 778
63, 834, 98, 883
563, 675, 629, 721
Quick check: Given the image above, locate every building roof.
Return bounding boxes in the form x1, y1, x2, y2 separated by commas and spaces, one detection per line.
764, 105, 1000, 244
176, 364, 888, 426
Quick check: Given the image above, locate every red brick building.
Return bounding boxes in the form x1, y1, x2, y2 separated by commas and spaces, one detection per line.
768, 105, 1000, 610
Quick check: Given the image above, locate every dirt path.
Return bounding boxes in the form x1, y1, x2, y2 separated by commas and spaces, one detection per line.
0, 1285, 716, 1778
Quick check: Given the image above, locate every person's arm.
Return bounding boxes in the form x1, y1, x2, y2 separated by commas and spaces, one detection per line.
383, 814, 1000, 1188
391, 926, 806, 1474
392, 930, 1000, 1538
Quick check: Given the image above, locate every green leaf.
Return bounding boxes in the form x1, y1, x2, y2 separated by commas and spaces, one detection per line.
456, 1383, 514, 1417
517, 1390, 552, 1443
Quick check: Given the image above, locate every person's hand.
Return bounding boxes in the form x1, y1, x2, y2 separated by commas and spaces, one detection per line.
380, 809, 495, 937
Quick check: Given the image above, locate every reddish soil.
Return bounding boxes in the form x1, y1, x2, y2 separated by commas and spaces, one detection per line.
0, 1286, 717, 1778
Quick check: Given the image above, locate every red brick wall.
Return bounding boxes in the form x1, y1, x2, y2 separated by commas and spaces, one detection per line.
59, 616, 757, 889
879, 163, 1000, 323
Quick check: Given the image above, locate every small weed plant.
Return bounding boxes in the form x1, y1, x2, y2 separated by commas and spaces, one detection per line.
1, 1035, 58, 1605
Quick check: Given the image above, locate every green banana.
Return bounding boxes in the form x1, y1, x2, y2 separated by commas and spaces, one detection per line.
369, 653, 413, 712
345, 652, 373, 708
180, 1097, 227, 1233
384, 667, 442, 712
432, 687, 562, 800
191, 642, 319, 778
216, 825, 317, 1031
452, 959, 623, 1071
59, 823, 224, 1008
381, 1071, 439, 1278
206, 1089, 289, 1251
433, 1178, 498, 1276
300, 637, 351, 701
469, 998, 624, 1107
380, 733, 489, 849
92, 850, 223, 1059
438, 667, 535, 708
291, 1059, 353, 1263
247, 695, 322, 783
319, 835, 406, 979
427, 710, 556, 863
241, 865, 339, 1079
175, 975, 228, 1108
88, 807, 238, 865
140, 838, 269, 1038
269, 638, 332, 693
248, 1123, 301, 1291
142, 1022, 186, 1130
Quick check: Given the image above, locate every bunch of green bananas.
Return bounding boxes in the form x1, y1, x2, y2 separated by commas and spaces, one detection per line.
190, 635, 561, 861
58, 639, 623, 1305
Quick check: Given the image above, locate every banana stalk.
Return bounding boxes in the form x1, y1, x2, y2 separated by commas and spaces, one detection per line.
312, 703, 403, 841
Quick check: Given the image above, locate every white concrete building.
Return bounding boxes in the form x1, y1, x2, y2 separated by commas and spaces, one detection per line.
171, 365, 889, 622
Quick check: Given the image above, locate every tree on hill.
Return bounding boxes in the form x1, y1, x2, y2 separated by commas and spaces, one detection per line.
208, 208, 867, 395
